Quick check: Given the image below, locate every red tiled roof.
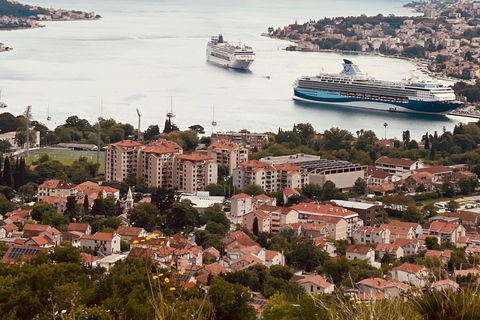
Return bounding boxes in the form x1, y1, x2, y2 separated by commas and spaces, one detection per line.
284, 188, 301, 197
67, 223, 90, 233
415, 166, 452, 175
111, 139, 143, 147
23, 224, 50, 232
432, 279, 459, 289
291, 203, 358, 218
1, 223, 18, 233
81, 232, 115, 241
238, 160, 270, 168
297, 275, 332, 288
43, 196, 68, 204
38, 179, 77, 190
203, 262, 227, 275
176, 153, 213, 162
265, 250, 281, 261
347, 245, 372, 254
116, 226, 146, 237
391, 262, 425, 274
30, 235, 53, 246
375, 157, 416, 166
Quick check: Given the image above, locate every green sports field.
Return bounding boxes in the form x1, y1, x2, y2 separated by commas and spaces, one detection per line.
23, 148, 105, 172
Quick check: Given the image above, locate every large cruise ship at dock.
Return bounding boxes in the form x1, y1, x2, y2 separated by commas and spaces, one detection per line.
293, 59, 462, 115
206, 34, 254, 70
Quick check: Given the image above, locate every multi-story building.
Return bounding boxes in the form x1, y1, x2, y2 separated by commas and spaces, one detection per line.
207, 139, 248, 175
375, 156, 424, 178
175, 154, 217, 194
105, 140, 143, 182
211, 131, 269, 151
233, 160, 309, 193
332, 200, 384, 227
291, 203, 363, 237
37, 180, 78, 201
105, 139, 217, 192
260, 154, 365, 191
229, 193, 277, 224
137, 139, 182, 188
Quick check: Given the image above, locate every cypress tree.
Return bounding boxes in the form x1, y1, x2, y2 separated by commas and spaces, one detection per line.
19, 157, 26, 187
252, 217, 259, 236
83, 194, 89, 213
13, 157, 19, 191
424, 132, 430, 150
3, 156, 11, 187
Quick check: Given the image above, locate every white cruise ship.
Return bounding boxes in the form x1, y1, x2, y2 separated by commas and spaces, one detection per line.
293, 59, 461, 115
206, 34, 254, 70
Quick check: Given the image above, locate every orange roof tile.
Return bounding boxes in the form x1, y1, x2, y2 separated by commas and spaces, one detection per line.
297, 275, 332, 288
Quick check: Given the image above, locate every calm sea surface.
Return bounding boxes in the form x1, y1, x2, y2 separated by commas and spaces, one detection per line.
0, 0, 469, 140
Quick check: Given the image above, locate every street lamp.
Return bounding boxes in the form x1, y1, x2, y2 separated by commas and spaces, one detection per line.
383, 122, 388, 140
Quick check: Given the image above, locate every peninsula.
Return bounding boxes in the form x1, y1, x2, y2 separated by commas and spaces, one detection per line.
267, 0, 480, 82
0, 0, 101, 51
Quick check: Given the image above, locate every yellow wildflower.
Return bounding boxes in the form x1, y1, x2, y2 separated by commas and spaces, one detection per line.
171, 261, 176, 265
146, 236, 151, 240
161, 241, 164, 245
356, 301, 361, 304
54, 311, 58, 315
350, 297, 355, 301
181, 231, 184, 235
475, 273, 477, 276
178, 271, 183, 275
366, 304, 370, 307
165, 278, 170, 283
159, 273, 164, 277
153, 275, 158, 280
141, 239, 145, 242
154, 234, 159, 238
61, 310, 67, 314
133, 240, 139, 244
170, 287, 176, 291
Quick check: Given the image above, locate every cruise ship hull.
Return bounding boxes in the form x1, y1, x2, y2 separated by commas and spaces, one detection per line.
206, 54, 253, 70
293, 88, 459, 115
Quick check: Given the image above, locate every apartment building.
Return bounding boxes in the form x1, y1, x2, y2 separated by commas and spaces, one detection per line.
375, 156, 424, 178
233, 160, 308, 193
37, 180, 78, 201
211, 131, 269, 150
291, 203, 363, 237
332, 200, 384, 227
175, 154, 217, 194
207, 139, 248, 175
105, 140, 143, 182
137, 139, 183, 188
105, 139, 217, 192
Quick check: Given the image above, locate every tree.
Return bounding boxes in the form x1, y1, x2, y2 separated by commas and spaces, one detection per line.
144, 124, 160, 140
164, 200, 200, 234
301, 183, 321, 199
128, 203, 163, 232
188, 124, 205, 135
3, 156, 11, 187
64, 195, 80, 222
151, 187, 175, 212
0, 193, 14, 215
442, 182, 456, 198
31, 201, 57, 222
83, 194, 90, 213
425, 236, 441, 250
288, 238, 329, 272
447, 199, 459, 212
402, 130, 411, 147
351, 177, 367, 195
401, 206, 424, 223
252, 217, 259, 236
355, 130, 377, 151
242, 184, 265, 196
321, 256, 351, 284
320, 180, 340, 201
208, 278, 256, 320
323, 127, 354, 150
